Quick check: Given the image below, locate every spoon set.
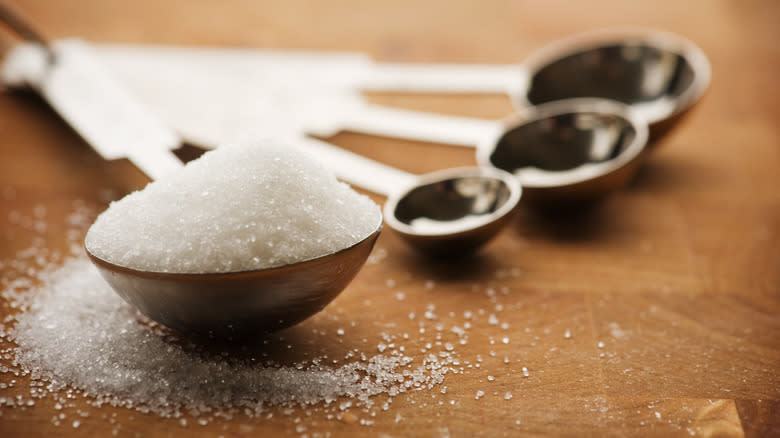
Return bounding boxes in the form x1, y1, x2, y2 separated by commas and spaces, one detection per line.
1, 2, 710, 334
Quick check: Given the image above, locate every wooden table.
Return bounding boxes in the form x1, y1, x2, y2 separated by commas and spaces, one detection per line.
1, 1, 778, 436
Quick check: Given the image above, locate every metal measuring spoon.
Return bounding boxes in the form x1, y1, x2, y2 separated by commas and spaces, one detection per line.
517, 28, 710, 143
477, 99, 648, 205
299, 137, 522, 255
361, 28, 709, 144
86, 217, 382, 336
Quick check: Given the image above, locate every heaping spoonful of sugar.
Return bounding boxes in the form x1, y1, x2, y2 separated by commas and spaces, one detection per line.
85, 139, 383, 335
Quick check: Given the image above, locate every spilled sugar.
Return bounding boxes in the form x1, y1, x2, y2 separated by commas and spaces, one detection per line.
85, 139, 380, 273
0, 254, 454, 420
0, 201, 569, 432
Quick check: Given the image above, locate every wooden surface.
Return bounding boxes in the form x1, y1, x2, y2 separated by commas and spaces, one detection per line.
1, 0, 778, 436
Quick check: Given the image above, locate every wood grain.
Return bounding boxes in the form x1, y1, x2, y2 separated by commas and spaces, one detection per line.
1, 1, 778, 437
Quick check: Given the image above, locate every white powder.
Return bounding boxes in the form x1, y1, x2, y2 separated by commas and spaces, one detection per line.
85, 139, 380, 273
2, 255, 454, 419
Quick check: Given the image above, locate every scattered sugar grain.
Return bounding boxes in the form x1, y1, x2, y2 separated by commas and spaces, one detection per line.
2, 255, 457, 422
85, 139, 380, 273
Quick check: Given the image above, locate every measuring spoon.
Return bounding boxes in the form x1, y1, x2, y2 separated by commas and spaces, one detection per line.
517, 28, 711, 143
361, 28, 709, 144
299, 137, 521, 255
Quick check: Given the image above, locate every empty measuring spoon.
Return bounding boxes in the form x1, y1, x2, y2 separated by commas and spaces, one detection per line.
477, 99, 648, 205
518, 27, 711, 143
299, 137, 521, 255
358, 28, 709, 144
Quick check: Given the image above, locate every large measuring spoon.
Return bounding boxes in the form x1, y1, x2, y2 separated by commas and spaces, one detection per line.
87, 214, 382, 336
361, 28, 709, 144
516, 28, 710, 143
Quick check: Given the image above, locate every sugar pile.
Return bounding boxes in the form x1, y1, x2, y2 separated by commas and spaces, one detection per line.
0, 254, 455, 421
85, 139, 381, 273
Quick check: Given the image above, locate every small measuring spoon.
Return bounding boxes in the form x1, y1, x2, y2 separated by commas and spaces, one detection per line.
299, 137, 521, 255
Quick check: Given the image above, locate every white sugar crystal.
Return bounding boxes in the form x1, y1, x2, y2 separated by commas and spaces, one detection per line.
5, 256, 454, 419
85, 139, 380, 273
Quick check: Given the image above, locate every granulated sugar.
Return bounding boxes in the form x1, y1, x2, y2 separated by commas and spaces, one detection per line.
1, 254, 454, 421
85, 139, 380, 273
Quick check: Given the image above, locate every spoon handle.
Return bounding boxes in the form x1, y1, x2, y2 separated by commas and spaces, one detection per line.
2, 40, 182, 180
338, 103, 499, 147
360, 62, 527, 94
299, 137, 416, 197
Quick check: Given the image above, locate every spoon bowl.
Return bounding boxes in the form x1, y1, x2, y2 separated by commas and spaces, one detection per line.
478, 98, 648, 206
300, 138, 522, 256
86, 217, 382, 336
519, 28, 711, 143
385, 166, 521, 255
